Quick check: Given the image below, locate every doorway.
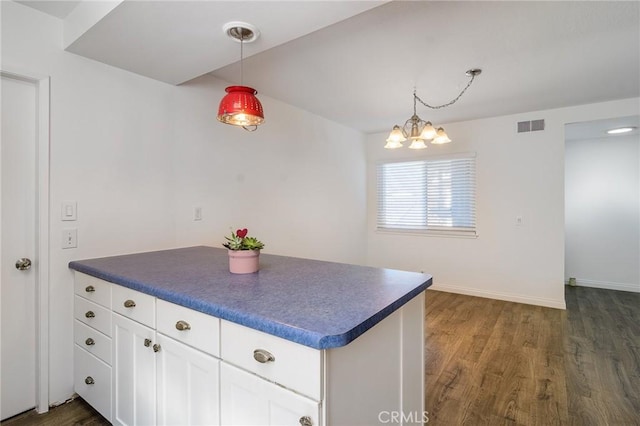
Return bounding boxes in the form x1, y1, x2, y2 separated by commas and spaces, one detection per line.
564, 115, 640, 293
0, 70, 50, 419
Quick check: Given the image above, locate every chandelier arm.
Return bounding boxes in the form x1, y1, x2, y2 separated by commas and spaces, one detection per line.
414, 72, 477, 110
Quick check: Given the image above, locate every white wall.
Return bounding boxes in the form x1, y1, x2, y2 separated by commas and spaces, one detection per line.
170, 75, 367, 262
565, 134, 640, 292
2, 1, 366, 406
365, 98, 640, 309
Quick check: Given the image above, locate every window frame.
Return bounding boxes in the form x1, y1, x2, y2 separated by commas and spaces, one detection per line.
376, 152, 477, 238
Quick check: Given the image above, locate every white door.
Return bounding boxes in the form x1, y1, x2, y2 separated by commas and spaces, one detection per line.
156, 334, 219, 426
112, 313, 157, 426
0, 75, 37, 420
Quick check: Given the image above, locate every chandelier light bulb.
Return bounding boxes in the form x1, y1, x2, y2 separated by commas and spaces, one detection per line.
432, 127, 452, 144
385, 125, 406, 149
409, 139, 428, 149
420, 122, 437, 140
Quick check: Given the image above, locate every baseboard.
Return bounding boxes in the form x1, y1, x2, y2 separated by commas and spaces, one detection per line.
428, 283, 566, 310
568, 278, 640, 293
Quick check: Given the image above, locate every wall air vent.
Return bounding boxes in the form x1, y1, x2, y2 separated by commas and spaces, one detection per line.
517, 121, 531, 133
531, 119, 545, 131
517, 119, 545, 133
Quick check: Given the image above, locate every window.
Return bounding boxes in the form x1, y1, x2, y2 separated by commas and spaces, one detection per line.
377, 154, 476, 235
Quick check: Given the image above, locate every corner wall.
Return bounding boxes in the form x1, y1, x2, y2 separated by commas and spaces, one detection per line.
365, 98, 640, 309
2, 1, 366, 406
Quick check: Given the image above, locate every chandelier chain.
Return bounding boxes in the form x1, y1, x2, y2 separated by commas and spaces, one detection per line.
414, 72, 477, 110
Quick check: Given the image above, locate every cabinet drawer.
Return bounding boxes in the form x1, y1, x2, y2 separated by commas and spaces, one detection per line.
74, 320, 112, 365
157, 299, 220, 357
74, 345, 111, 422
74, 295, 111, 337
112, 285, 156, 328
221, 320, 321, 401
74, 273, 111, 308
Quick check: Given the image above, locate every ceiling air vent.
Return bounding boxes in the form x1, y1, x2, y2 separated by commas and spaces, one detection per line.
517, 119, 545, 133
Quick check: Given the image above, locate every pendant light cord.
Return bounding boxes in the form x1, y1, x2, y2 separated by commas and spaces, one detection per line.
415, 71, 478, 110
240, 30, 244, 86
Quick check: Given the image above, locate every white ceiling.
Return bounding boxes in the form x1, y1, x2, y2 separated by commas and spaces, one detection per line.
17, 0, 640, 134
15, 0, 80, 19
565, 116, 639, 142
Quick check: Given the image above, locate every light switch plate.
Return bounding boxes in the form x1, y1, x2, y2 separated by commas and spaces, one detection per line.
61, 201, 77, 221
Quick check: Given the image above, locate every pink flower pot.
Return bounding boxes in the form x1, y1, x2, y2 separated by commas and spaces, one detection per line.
228, 249, 260, 274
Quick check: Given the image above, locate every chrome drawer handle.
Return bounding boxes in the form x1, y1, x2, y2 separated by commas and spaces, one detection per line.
153, 344, 161, 353
85, 376, 95, 385
85, 338, 95, 346
144, 338, 152, 347
85, 311, 95, 318
175, 320, 191, 331
85, 285, 95, 293
299, 416, 313, 426
253, 349, 275, 363
123, 299, 136, 308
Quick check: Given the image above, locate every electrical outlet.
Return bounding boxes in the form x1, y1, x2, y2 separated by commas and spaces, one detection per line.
62, 229, 77, 249
516, 216, 524, 226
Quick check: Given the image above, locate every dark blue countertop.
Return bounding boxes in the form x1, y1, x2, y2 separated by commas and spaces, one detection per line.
69, 246, 432, 349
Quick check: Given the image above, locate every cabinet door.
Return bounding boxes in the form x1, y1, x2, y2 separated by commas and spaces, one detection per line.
156, 333, 220, 426
112, 313, 156, 426
220, 362, 320, 426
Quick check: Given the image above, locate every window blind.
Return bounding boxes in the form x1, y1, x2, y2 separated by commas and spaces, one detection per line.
377, 155, 476, 233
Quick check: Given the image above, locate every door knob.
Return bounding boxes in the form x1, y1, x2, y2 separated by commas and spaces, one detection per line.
15, 258, 32, 271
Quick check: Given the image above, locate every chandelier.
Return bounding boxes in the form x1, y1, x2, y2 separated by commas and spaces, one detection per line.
385, 69, 482, 149
217, 22, 264, 131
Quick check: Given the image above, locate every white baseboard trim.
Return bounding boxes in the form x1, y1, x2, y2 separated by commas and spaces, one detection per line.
568, 278, 640, 293
427, 283, 566, 310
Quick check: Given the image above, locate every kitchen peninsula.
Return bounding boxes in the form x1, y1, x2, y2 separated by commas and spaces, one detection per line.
69, 246, 431, 425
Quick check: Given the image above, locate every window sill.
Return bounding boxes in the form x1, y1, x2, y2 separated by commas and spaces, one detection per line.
375, 228, 478, 239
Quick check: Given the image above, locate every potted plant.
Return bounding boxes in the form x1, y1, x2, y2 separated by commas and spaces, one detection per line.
222, 228, 265, 274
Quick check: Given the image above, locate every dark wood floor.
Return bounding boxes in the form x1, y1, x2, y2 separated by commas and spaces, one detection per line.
426, 286, 640, 425
3, 286, 638, 425
1, 396, 109, 426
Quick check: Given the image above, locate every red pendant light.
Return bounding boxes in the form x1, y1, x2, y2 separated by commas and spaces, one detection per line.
217, 22, 264, 131
217, 85, 264, 128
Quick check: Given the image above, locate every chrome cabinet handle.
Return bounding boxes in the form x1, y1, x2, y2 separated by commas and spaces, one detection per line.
85, 311, 95, 318
144, 338, 152, 347
175, 320, 191, 331
85, 376, 95, 385
153, 344, 161, 353
123, 300, 136, 308
15, 258, 32, 271
299, 416, 313, 426
85, 285, 95, 293
253, 349, 275, 363
85, 338, 95, 346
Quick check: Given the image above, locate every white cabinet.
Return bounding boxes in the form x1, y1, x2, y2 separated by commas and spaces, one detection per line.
73, 272, 425, 426
73, 276, 112, 422
110, 286, 220, 426
220, 362, 319, 426
111, 313, 157, 426
156, 333, 219, 426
